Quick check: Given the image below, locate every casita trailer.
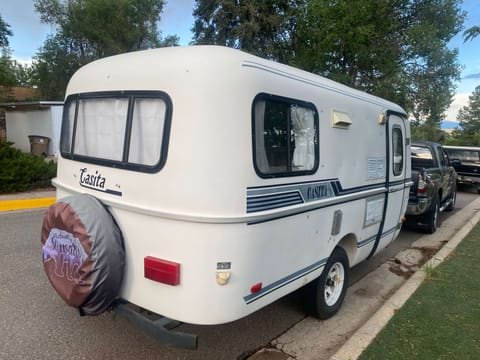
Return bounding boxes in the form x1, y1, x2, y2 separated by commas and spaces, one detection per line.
41, 46, 411, 347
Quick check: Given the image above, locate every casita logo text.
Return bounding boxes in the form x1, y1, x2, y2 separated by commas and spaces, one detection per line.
80, 168, 105, 190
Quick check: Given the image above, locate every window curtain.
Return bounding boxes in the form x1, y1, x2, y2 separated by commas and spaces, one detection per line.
129, 99, 166, 166
291, 105, 315, 170
255, 100, 269, 172
75, 99, 127, 161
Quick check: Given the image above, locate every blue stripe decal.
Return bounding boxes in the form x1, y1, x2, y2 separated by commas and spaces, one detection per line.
243, 257, 328, 304
357, 226, 398, 248
357, 235, 376, 248
382, 226, 397, 237
247, 191, 303, 212
244, 226, 399, 305
242, 61, 407, 113
247, 179, 389, 214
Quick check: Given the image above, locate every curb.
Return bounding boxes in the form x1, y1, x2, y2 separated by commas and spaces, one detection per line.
330, 196, 480, 360
0, 196, 56, 212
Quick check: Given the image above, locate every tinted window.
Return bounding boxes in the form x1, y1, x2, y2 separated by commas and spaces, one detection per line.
411, 145, 434, 169
446, 149, 480, 162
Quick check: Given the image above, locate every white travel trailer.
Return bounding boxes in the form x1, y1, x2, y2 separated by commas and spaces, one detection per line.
42, 46, 411, 347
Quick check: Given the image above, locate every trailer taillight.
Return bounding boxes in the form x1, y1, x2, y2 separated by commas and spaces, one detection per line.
144, 256, 180, 286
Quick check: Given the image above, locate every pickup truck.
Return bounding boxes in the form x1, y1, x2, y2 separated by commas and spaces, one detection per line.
406, 141, 457, 233
443, 145, 480, 194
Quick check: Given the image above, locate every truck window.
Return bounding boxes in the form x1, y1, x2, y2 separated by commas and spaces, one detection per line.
253, 94, 319, 178
439, 148, 449, 167
447, 149, 480, 162
411, 145, 434, 169
60, 91, 172, 172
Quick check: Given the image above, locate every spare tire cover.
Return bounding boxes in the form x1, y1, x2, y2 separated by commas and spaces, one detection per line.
41, 194, 124, 316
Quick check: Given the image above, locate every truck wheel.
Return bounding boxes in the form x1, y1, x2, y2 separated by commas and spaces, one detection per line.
424, 196, 439, 234
304, 247, 350, 319
445, 185, 456, 211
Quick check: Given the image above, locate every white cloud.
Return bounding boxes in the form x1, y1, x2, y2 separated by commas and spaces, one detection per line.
445, 93, 470, 122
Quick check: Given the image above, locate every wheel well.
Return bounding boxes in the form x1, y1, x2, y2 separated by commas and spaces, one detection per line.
336, 233, 357, 267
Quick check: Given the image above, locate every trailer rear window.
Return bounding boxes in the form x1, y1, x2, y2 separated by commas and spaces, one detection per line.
60, 91, 172, 173
253, 94, 319, 178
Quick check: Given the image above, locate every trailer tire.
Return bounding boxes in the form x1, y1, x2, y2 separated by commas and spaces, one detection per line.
41, 194, 125, 316
304, 246, 350, 320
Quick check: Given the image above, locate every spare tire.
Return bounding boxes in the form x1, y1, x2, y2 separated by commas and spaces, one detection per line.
41, 194, 125, 316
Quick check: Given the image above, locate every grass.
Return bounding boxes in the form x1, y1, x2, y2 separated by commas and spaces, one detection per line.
358, 224, 480, 360
422, 260, 442, 281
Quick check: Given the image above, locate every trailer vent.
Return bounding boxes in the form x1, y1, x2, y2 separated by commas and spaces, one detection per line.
332, 110, 352, 129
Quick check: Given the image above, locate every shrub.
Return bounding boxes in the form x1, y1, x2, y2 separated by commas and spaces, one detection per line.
0, 140, 57, 193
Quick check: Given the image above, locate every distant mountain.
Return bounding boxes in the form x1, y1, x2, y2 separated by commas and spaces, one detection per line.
441, 121, 460, 130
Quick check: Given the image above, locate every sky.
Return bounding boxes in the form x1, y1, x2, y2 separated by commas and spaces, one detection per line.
1, 0, 479, 122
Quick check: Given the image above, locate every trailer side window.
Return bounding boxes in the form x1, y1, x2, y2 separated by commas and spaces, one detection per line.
392, 126, 404, 176
253, 94, 318, 178
60, 91, 172, 173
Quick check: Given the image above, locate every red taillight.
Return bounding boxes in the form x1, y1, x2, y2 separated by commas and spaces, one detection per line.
144, 256, 180, 286
417, 173, 428, 195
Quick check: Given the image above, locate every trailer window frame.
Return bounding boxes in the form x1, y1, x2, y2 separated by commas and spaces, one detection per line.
60, 91, 172, 173
252, 93, 319, 178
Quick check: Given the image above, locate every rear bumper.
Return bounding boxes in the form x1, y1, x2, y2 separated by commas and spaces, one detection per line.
406, 197, 430, 216
113, 300, 198, 349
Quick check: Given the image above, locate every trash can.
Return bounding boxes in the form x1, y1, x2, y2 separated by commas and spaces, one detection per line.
28, 135, 50, 156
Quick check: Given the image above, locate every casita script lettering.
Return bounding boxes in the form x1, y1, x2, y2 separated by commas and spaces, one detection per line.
306, 184, 328, 201
80, 168, 106, 189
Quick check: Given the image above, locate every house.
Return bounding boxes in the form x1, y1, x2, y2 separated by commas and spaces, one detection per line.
0, 87, 63, 156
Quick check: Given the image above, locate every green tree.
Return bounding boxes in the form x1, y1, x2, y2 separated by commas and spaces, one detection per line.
450, 86, 480, 145
0, 14, 16, 101
192, 0, 464, 140
32, 0, 178, 99
0, 13, 13, 48
192, 0, 302, 63
464, 25, 480, 42
295, 0, 463, 127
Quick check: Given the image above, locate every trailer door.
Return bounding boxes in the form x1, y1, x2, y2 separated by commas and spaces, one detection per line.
369, 114, 409, 257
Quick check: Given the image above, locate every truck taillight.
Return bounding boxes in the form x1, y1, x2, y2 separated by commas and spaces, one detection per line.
417, 173, 427, 195
144, 256, 180, 286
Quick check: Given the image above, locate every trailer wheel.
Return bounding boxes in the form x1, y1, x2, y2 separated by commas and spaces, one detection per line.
305, 247, 350, 319
424, 196, 439, 234
41, 194, 125, 316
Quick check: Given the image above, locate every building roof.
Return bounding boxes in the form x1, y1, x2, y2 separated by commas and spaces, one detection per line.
0, 101, 63, 111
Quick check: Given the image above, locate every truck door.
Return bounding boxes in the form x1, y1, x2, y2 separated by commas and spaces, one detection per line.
369, 113, 410, 257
